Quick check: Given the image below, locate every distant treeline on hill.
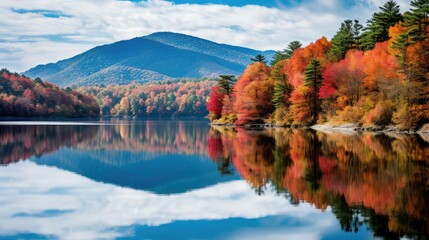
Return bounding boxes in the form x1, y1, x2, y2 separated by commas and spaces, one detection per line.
0, 69, 99, 118
0, 69, 216, 118
76, 79, 215, 117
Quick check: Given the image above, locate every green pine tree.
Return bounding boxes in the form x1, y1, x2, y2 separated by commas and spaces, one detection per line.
271, 61, 292, 109
251, 54, 267, 63
361, 0, 403, 50
330, 19, 363, 60
270, 41, 302, 66
218, 75, 236, 96
304, 59, 323, 122
272, 82, 287, 109
271, 51, 287, 66
391, 32, 412, 69
403, 0, 429, 42
285, 41, 302, 58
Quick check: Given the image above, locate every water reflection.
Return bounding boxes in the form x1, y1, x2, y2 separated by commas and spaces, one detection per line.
0, 125, 98, 164
0, 120, 209, 165
207, 127, 429, 239
1, 162, 358, 240
0, 121, 238, 194
0, 122, 427, 239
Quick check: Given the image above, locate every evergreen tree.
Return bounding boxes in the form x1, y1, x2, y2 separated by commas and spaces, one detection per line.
271, 51, 287, 66
272, 82, 287, 109
251, 54, 267, 63
403, 0, 429, 42
361, 0, 403, 50
271, 62, 292, 109
391, 6, 428, 128
285, 41, 302, 58
352, 20, 364, 50
391, 32, 412, 70
304, 59, 323, 121
330, 19, 363, 60
270, 41, 302, 66
218, 75, 236, 95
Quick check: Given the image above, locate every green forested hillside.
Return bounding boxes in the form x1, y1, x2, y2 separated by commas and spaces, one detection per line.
24, 32, 274, 87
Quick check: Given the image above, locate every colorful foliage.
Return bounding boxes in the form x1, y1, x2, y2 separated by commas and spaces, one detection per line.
207, 86, 225, 120
0, 69, 98, 117
233, 62, 272, 125
78, 79, 214, 117
207, 126, 429, 238
206, 0, 428, 129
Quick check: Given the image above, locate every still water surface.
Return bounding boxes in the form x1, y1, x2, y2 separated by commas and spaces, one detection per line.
0, 120, 428, 239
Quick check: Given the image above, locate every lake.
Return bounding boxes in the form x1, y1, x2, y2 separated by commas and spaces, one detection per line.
0, 120, 428, 240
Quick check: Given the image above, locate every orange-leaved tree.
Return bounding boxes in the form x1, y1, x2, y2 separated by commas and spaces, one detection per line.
233, 62, 273, 125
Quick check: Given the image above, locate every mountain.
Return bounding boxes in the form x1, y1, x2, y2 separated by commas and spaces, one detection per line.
24, 32, 275, 87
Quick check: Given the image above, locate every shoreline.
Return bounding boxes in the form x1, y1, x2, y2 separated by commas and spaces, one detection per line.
210, 122, 429, 135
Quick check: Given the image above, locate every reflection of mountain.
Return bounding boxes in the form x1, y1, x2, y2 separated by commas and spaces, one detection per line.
0, 121, 238, 194
33, 149, 238, 194
208, 127, 429, 239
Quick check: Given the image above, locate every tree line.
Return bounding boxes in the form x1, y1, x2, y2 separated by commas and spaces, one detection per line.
0, 69, 216, 118
77, 79, 215, 117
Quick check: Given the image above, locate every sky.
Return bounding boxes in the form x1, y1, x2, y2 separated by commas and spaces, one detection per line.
0, 0, 411, 72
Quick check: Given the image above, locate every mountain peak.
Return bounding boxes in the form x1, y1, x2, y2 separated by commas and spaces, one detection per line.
24, 32, 275, 87
146, 31, 195, 38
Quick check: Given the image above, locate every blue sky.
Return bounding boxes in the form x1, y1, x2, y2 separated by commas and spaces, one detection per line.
132, 0, 358, 8
0, 0, 410, 72
143, 0, 300, 7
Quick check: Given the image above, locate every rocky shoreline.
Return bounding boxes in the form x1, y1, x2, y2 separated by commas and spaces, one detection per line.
210, 122, 429, 135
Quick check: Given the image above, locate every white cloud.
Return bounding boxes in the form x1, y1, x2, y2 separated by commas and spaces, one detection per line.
0, 0, 411, 72
0, 161, 349, 240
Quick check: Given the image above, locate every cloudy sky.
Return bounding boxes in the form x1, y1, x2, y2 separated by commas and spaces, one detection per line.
0, 0, 411, 72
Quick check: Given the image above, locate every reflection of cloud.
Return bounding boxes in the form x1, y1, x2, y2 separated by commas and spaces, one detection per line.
231, 230, 319, 240
0, 162, 339, 239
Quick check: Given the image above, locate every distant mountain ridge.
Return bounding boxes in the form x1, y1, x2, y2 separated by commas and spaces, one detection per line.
24, 32, 275, 87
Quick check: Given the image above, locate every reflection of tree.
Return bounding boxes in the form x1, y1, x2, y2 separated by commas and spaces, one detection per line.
331, 195, 362, 233
208, 126, 429, 238
78, 121, 208, 157
207, 128, 234, 175
1, 121, 211, 167
232, 129, 275, 189
0, 125, 98, 165
303, 131, 322, 191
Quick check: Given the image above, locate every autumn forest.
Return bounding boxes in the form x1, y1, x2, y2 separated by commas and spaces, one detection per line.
208, 0, 429, 130
0, 69, 213, 118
